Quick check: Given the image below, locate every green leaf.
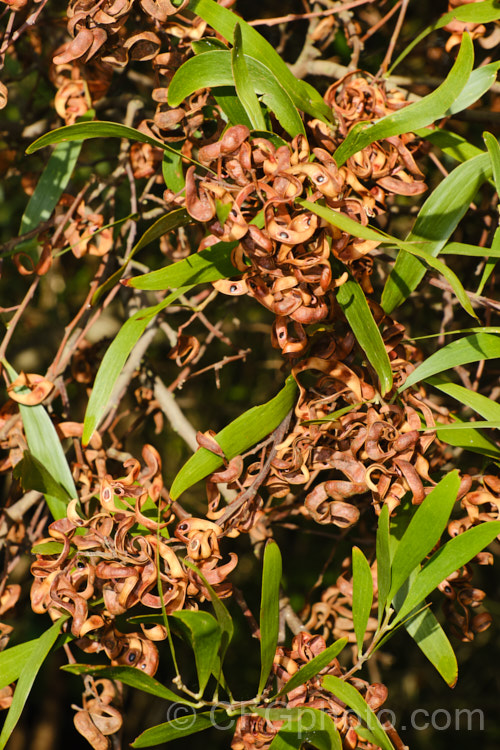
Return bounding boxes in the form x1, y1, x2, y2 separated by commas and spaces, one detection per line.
441, 241, 500, 257
187, 0, 331, 124
427, 374, 500, 422
402, 604, 458, 686
484, 131, 500, 188
170, 374, 297, 499
381, 152, 492, 313
3, 362, 77, 520
387, 472, 461, 603
169, 610, 222, 695
395, 521, 500, 624
376, 505, 391, 623
352, 546, 374, 652
258, 540, 282, 696
82, 287, 190, 445
274, 638, 348, 698
416, 128, 486, 163
13, 451, 72, 509
265, 709, 342, 750
182, 559, 234, 673
446, 61, 500, 117
232, 23, 267, 130
389, 0, 500, 73
322, 676, 394, 750
132, 710, 232, 748
0, 617, 68, 750
62, 664, 195, 704
162, 145, 185, 193
431, 420, 500, 431
436, 419, 500, 460
334, 34, 473, 167
125, 241, 240, 290
300, 199, 475, 319
334, 269, 393, 395
26, 121, 208, 171
399, 333, 500, 392
0, 640, 36, 690
168, 50, 305, 138
20, 139, 82, 247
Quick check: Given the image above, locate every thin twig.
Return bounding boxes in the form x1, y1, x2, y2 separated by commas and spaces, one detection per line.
248, 0, 371, 27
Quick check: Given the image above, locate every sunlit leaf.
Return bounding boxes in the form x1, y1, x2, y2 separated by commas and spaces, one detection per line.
300, 199, 475, 318
187, 0, 331, 123
260, 708, 341, 750
232, 23, 267, 130
376, 505, 391, 623
334, 35, 473, 167
162, 144, 185, 193
62, 664, 194, 704
26, 120, 207, 171
132, 710, 232, 748
446, 61, 500, 116
387, 472, 461, 602
352, 547, 374, 654
426, 374, 500, 422
334, 268, 393, 395
258, 540, 282, 696
170, 375, 297, 499
169, 610, 222, 695
402, 603, 458, 686
322, 676, 394, 750
381, 152, 491, 313
399, 333, 500, 392
168, 50, 305, 137
0, 617, 68, 750
3, 361, 77, 520
125, 241, 239, 290
441, 241, 500, 258
82, 287, 190, 445
395, 521, 500, 624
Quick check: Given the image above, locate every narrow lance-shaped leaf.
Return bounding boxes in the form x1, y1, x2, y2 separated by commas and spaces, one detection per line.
125, 241, 240, 291
399, 333, 500, 392
299, 199, 475, 319
352, 547, 374, 654
381, 152, 492, 313
62, 664, 195, 704
3, 362, 77, 520
445, 61, 500, 117
395, 521, 500, 624
232, 23, 267, 131
168, 50, 305, 138
441, 241, 500, 258
334, 266, 393, 395
426, 374, 500, 421
132, 710, 232, 748
258, 540, 282, 696
170, 375, 297, 499
27, 121, 210, 171
187, 0, 332, 123
182, 558, 234, 672
274, 638, 348, 698
0, 617, 68, 750
168, 610, 222, 696
82, 287, 191, 445
264, 708, 342, 750
402, 602, 458, 687
334, 34, 473, 167
387, 471, 461, 602
436, 420, 500, 461
376, 505, 391, 623
322, 676, 394, 750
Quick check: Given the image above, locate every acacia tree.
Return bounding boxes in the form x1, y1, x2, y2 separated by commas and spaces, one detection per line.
0, 1, 500, 749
